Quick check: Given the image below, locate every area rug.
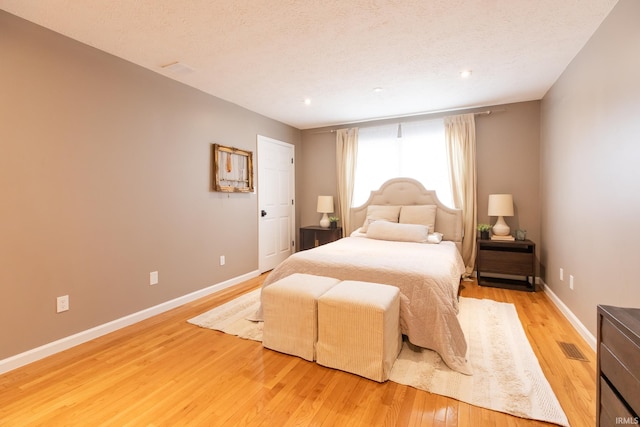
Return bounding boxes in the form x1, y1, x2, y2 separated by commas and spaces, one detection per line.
188, 289, 569, 426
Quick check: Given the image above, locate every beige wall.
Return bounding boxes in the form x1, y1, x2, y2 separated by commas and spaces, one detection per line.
540, 0, 640, 336
476, 102, 540, 248
0, 11, 300, 359
298, 129, 338, 228
300, 101, 541, 256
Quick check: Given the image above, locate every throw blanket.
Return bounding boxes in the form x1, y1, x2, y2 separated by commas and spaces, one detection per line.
251, 237, 470, 375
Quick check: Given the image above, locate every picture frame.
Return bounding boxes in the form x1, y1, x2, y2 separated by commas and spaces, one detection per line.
212, 143, 254, 193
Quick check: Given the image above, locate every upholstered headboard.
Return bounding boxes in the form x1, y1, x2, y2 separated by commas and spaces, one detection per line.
350, 178, 463, 252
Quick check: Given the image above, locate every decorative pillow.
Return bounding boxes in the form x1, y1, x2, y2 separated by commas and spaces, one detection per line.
360, 205, 401, 233
366, 221, 429, 243
399, 205, 437, 234
427, 232, 444, 244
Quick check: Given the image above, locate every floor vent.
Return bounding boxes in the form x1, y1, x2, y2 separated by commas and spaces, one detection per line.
558, 341, 589, 362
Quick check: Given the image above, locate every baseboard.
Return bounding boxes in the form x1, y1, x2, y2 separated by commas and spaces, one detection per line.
542, 280, 597, 351
0, 270, 260, 375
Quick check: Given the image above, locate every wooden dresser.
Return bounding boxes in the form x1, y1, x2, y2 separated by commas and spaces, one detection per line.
596, 305, 640, 426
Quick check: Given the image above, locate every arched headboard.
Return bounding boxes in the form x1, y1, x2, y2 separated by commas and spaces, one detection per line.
350, 178, 463, 252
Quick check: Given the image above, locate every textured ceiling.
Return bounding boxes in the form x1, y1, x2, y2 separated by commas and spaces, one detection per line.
0, 0, 618, 129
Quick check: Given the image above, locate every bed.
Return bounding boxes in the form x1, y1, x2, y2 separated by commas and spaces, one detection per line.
253, 178, 470, 375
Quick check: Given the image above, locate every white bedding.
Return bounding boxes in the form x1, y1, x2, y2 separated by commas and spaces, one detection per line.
253, 236, 471, 375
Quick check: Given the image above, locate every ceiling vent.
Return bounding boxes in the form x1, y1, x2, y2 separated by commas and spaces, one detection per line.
161, 62, 195, 75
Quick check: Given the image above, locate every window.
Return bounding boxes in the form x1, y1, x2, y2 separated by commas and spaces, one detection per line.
353, 118, 453, 207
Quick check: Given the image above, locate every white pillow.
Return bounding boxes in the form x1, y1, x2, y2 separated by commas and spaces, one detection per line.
366, 221, 429, 243
399, 205, 437, 234
361, 205, 401, 233
427, 232, 444, 244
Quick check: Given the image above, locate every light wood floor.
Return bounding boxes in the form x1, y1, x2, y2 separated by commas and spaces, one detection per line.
0, 275, 596, 426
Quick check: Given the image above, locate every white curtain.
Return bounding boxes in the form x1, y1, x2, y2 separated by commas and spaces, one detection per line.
336, 128, 359, 236
445, 113, 477, 276
353, 119, 451, 207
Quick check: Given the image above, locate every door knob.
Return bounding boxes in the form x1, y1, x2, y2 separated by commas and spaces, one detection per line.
261, 210, 267, 217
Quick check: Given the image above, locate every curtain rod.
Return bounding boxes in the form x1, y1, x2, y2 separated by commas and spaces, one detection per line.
474, 108, 506, 116
310, 108, 506, 134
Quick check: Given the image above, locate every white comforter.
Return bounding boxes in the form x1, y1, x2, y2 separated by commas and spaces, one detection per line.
253, 236, 471, 375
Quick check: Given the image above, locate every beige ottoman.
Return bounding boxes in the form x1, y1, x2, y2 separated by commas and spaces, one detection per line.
316, 280, 402, 382
262, 273, 341, 361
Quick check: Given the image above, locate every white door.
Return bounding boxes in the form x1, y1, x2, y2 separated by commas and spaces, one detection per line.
258, 135, 295, 273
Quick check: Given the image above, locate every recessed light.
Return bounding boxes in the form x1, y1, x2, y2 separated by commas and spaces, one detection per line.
373, 87, 383, 93
304, 98, 311, 105
460, 70, 472, 78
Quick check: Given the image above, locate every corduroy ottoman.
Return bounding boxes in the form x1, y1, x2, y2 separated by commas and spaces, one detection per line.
262, 273, 340, 361
316, 280, 402, 382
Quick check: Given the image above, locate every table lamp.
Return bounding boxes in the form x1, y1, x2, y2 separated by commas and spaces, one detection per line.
488, 194, 514, 236
317, 196, 334, 228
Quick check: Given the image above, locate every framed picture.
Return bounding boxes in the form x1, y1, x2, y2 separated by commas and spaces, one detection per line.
212, 144, 254, 193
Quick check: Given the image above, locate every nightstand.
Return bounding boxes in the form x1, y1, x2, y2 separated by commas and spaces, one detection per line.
299, 226, 342, 251
476, 239, 536, 291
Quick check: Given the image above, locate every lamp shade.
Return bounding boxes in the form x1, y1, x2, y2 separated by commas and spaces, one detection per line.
488, 194, 514, 217
317, 196, 334, 213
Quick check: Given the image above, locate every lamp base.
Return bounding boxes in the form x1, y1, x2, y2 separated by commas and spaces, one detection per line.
492, 216, 510, 236
319, 213, 330, 228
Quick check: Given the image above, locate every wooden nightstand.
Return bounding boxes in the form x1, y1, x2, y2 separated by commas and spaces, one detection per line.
476, 239, 536, 291
299, 226, 342, 251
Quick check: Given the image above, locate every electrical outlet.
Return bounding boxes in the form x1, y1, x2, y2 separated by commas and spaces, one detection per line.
150, 271, 158, 285
569, 275, 574, 290
56, 295, 69, 313
220, 255, 225, 266
560, 268, 564, 281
